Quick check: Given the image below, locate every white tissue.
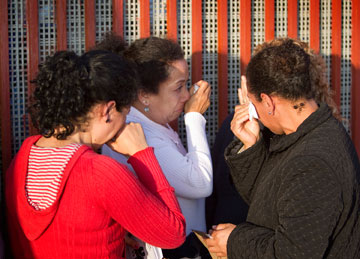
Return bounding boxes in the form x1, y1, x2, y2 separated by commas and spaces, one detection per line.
249, 101, 259, 121
193, 84, 199, 94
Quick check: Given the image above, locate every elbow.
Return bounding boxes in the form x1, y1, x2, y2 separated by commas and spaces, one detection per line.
177, 184, 213, 199
196, 186, 212, 198
175, 217, 186, 247
195, 183, 213, 198
204, 184, 213, 197
162, 218, 186, 249
169, 231, 186, 249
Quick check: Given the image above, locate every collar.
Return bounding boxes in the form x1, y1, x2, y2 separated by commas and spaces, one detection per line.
268, 103, 333, 153
127, 107, 182, 145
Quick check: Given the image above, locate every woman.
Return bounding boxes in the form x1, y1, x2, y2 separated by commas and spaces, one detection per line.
99, 35, 213, 258
205, 38, 360, 258
5, 50, 185, 258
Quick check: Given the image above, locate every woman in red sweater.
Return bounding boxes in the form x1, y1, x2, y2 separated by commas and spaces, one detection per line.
5, 50, 186, 258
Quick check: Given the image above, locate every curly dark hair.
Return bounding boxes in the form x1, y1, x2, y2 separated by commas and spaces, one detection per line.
95, 33, 185, 94
93, 32, 128, 55
246, 38, 313, 103
30, 50, 138, 139
252, 38, 339, 118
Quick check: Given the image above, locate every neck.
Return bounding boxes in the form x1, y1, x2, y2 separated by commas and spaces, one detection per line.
133, 100, 147, 117
132, 101, 168, 127
36, 130, 96, 149
278, 99, 318, 135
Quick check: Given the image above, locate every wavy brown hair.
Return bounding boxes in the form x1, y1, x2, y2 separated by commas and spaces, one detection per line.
251, 38, 340, 119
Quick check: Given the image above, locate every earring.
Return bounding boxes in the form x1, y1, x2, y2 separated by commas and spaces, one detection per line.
268, 111, 272, 115
143, 100, 149, 112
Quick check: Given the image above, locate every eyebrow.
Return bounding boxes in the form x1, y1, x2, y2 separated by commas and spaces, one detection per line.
172, 78, 187, 86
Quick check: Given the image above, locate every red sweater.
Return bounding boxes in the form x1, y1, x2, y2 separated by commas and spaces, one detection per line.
5, 135, 186, 258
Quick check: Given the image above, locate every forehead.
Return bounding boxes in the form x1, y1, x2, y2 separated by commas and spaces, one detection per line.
155, 60, 188, 93
167, 59, 189, 77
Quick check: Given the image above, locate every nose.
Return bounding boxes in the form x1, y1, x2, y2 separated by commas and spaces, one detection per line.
182, 87, 191, 102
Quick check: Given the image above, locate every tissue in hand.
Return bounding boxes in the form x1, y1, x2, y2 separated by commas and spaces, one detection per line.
193, 84, 199, 94
249, 101, 259, 121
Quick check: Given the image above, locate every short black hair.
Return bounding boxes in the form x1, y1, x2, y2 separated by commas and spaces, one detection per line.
30, 50, 138, 139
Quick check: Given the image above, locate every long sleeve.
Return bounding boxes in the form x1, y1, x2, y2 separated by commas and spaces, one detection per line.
225, 135, 267, 204
91, 148, 186, 249
102, 108, 212, 235
227, 156, 342, 259
152, 112, 212, 199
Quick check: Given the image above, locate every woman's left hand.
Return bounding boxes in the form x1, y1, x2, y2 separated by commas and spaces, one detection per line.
107, 122, 148, 156
231, 76, 260, 149
184, 80, 211, 114
205, 223, 236, 257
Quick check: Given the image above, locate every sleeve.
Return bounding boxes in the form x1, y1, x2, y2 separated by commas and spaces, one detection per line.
224, 135, 267, 203
152, 112, 212, 199
227, 156, 342, 259
91, 148, 186, 249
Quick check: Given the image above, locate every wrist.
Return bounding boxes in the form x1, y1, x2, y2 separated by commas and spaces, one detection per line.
129, 144, 149, 156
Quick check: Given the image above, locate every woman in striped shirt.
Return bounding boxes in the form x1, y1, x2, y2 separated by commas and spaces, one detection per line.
5, 49, 185, 258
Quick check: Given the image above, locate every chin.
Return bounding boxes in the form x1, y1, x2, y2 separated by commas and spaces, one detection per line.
269, 128, 284, 135
172, 110, 183, 120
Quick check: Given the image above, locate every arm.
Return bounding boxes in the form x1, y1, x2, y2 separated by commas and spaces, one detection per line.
225, 135, 267, 203
92, 148, 186, 249
226, 156, 342, 259
102, 113, 212, 199
151, 112, 212, 199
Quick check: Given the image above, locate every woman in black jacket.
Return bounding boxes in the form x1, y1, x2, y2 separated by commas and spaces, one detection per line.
205, 38, 360, 259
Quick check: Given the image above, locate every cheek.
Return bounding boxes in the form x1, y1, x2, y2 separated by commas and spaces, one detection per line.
163, 92, 181, 108
113, 113, 126, 130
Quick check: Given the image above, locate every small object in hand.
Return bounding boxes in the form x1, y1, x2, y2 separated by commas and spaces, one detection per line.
192, 229, 212, 239
193, 84, 200, 94
249, 101, 259, 121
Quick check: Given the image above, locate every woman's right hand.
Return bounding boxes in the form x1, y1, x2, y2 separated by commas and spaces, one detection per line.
184, 80, 211, 114
107, 122, 148, 157
231, 76, 260, 150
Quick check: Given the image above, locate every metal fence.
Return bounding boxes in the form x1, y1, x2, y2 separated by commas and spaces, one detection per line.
1, 0, 360, 179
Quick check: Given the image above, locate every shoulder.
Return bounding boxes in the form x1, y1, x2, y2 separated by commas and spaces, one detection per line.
298, 116, 356, 163
76, 149, 129, 179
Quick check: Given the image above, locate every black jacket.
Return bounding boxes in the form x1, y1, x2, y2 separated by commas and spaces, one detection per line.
225, 104, 360, 259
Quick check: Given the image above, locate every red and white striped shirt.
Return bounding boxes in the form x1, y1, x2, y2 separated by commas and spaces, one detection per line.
26, 143, 82, 210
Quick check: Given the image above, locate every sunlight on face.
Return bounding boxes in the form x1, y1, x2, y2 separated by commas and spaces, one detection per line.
146, 59, 191, 126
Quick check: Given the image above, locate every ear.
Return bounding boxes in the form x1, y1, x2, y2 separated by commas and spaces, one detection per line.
260, 93, 275, 114
137, 90, 150, 105
102, 101, 116, 122
137, 89, 149, 100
